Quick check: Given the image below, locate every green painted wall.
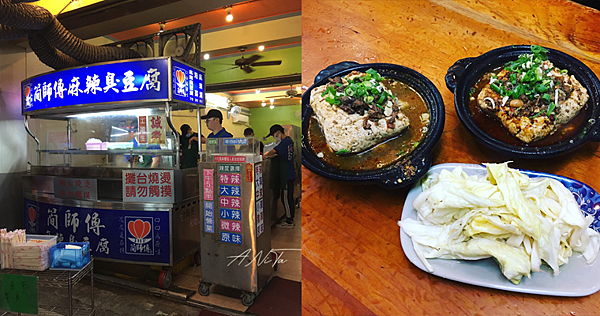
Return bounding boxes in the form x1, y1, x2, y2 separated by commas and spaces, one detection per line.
249, 105, 301, 142
203, 46, 301, 84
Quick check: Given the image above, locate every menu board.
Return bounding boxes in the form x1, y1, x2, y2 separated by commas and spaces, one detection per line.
218, 163, 242, 245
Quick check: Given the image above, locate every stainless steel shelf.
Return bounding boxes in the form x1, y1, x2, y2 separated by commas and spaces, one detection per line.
0, 259, 93, 288
1, 305, 94, 316
38, 149, 177, 156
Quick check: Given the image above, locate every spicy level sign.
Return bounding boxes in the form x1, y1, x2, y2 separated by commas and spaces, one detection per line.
218, 164, 241, 173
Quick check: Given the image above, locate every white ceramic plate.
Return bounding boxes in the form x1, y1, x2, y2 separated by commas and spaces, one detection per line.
400, 163, 600, 297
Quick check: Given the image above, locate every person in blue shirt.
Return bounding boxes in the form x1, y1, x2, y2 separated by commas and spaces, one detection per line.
202, 109, 233, 154
202, 109, 233, 139
125, 118, 161, 168
263, 124, 296, 228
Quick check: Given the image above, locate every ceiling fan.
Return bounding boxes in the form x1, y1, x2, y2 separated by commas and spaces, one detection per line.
233, 46, 282, 73
271, 85, 302, 99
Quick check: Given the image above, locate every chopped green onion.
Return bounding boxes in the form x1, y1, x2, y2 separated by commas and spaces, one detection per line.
397, 150, 406, 156
335, 83, 343, 87
490, 83, 501, 94
547, 102, 556, 115
561, 69, 569, 75
376, 103, 384, 110
413, 142, 420, 148
530, 111, 543, 119
535, 84, 548, 93
365, 96, 374, 104
336, 149, 348, 155
326, 97, 340, 105
541, 93, 552, 104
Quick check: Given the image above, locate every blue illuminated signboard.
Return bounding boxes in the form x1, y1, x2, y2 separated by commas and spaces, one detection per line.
172, 60, 205, 105
22, 57, 205, 114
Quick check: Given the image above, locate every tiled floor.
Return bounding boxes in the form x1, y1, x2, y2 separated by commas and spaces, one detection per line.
172, 208, 302, 312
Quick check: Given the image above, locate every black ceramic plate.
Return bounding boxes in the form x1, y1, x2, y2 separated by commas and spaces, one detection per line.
302, 62, 445, 189
446, 45, 600, 158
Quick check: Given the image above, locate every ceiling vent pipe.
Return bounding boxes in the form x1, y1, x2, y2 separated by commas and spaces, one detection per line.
0, 0, 141, 69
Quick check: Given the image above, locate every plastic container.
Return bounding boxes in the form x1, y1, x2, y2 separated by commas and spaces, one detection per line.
106, 142, 133, 149
85, 141, 107, 150
49, 242, 90, 270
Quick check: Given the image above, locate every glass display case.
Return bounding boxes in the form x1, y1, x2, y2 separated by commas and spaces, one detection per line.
205, 137, 262, 163
27, 108, 179, 169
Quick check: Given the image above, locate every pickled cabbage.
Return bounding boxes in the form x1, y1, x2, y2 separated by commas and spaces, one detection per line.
398, 162, 600, 284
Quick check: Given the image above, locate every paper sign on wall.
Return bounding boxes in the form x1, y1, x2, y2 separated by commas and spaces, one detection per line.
123, 170, 174, 203
0, 274, 38, 314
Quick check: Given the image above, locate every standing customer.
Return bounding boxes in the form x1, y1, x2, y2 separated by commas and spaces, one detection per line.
263, 124, 296, 227
179, 124, 204, 169
244, 127, 264, 155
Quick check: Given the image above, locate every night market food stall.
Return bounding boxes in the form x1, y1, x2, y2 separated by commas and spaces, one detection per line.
21, 57, 205, 289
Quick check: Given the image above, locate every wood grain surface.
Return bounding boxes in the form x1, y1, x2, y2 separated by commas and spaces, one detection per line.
301, 1, 600, 315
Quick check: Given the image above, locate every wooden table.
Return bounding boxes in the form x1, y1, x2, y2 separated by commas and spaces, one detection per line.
301, 1, 600, 315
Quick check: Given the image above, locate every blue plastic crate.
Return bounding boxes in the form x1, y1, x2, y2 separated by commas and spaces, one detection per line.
49, 242, 90, 270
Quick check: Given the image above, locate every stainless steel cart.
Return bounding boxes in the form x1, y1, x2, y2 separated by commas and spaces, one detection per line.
198, 139, 273, 306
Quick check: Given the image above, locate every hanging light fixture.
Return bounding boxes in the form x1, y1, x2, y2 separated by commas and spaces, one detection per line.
203, 53, 210, 60
270, 104, 275, 109
255, 89, 260, 94
261, 101, 266, 107
225, 7, 233, 22
270, 98, 274, 104
157, 22, 165, 35
258, 45, 265, 51
296, 85, 302, 93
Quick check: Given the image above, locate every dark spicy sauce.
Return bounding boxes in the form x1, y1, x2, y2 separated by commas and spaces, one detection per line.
308, 81, 429, 171
470, 66, 589, 147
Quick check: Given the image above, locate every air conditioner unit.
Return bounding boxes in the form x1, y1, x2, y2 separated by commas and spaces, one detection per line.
232, 114, 249, 124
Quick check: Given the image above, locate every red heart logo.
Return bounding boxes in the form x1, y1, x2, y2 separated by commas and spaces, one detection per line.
24, 86, 30, 97
28, 207, 35, 222
176, 70, 185, 84
129, 219, 151, 239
